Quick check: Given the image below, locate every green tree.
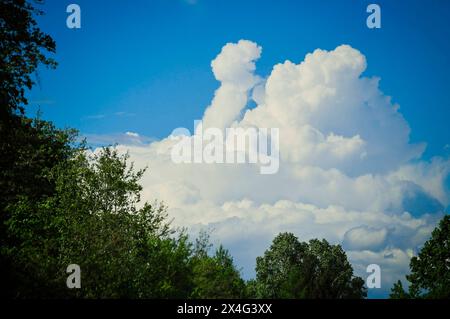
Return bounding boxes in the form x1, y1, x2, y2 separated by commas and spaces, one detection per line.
389, 280, 411, 299
389, 215, 450, 299
4, 147, 196, 298
189, 231, 245, 298
244, 279, 258, 299
253, 233, 367, 299
1, 0, 61, 297
0, 116, 77, 297
1, 0, 56, 116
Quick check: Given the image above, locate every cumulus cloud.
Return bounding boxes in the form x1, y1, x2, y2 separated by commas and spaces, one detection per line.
239, 45, 425, 175
125, 131, 139, 137
103, 40, 449, 297
202, 40, 262, 131
343, 226, 389, 251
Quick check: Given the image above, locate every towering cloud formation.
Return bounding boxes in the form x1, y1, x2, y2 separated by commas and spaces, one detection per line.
202, 40, 262, 131
111, 40, 449, 296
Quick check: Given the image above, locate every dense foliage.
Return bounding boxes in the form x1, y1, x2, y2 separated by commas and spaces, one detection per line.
1, 0, 56, 116
251, 233, 367, 298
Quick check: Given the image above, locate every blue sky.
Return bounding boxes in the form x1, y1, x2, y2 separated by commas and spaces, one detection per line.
30, 0, 450, 159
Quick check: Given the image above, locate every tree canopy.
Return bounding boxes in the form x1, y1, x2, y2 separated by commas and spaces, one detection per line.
252, 233, 367, 299
1, 0, 56, 116
390, 215, 450, 299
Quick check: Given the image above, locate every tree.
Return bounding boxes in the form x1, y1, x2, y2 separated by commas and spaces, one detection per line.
253, 233, 367, 299
1, 0, 60, 297
4, 147, 196, 298
1, 0, 56, 116
390, 215, 450, 299
389, 280, 410, 299
189, 231, 246, 298
0, 116, 77, 298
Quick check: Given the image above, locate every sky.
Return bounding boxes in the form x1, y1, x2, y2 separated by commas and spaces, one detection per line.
28, 0, 450, 298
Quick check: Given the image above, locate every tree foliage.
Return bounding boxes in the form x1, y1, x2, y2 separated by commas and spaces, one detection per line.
1, 0, 56, 116
0, 116, 78, 297
252, 233, 367, 299
4, 148, 195, 298
390, 215, 450, 299
190, 232, 245, 298
1, 0, 66, 297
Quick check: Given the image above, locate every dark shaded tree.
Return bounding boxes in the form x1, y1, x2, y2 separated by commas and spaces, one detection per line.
0, 116, 78, 297
1, 0, 56, 116
1, 0, 60, 297
389, 280, 410, 299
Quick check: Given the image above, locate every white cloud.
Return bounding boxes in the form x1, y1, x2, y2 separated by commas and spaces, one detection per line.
239, 45, 425, 175
343, 225, 389, 251
102, 40, 449, 297
85, 132, 154, 147
388, 157, 450, 206
348, 248, 414, 296
125, 131, 139, 137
